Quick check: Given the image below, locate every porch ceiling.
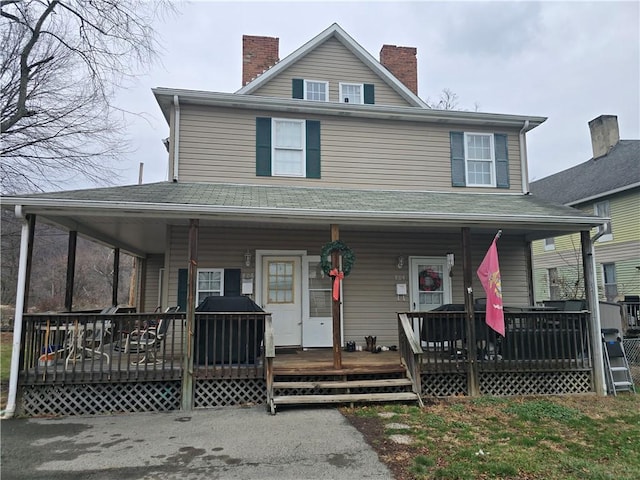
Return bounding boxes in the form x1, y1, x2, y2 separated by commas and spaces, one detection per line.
2, 182, 602, 256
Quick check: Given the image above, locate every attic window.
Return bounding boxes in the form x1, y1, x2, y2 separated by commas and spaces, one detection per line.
339, 83, 363, 104
304, 80, 328, 101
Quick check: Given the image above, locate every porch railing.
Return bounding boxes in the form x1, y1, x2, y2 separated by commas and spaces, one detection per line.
397, 313, 424, 406
404, 310, 593, 373
21, 312, 186, 384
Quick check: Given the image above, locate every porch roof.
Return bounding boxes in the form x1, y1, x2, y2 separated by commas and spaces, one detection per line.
3, 182, 601, 256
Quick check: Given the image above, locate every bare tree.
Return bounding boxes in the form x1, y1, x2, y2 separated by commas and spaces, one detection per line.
0, 0, 173, 193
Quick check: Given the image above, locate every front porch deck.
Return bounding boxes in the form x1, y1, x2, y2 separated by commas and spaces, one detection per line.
273, 349, 406, 375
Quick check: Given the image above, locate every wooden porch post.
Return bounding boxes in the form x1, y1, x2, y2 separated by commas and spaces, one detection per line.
182, 219, 198, 410
64, 231, 77, 312
524, 240, 535, 306
23, 214, 36, 312
331, 224, 342, 369
112, 248, 120, 307
581, 230, 606, 396
462, 227, 479, 396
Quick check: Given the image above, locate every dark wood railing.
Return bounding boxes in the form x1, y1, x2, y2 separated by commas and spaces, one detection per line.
21, 312, 186, 384
397, 313, 424, 406
193, 312, 268, 379
404, 310, 593, 374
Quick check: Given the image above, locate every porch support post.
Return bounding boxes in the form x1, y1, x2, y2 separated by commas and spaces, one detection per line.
462, 227, 479, 396
4, 211, 35, 418
23, 214, 36, 311
182, 219, 198, 410
331, 224, 342, 369
581, 230, 606, 396
64, 231, 77, 312
135, 257, 146, 311
524, 240, 535, 306
112, 248, 120, 306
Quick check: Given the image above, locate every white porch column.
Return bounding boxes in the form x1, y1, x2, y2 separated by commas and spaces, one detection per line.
3, 213, 33, 418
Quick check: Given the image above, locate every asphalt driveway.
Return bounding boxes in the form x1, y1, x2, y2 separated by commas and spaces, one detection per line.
1, 406, 393, 480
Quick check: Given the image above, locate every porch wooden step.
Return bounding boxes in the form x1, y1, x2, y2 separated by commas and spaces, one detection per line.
273, 378, 412, 389
273, 365, 407, 376
272, 392, 419, 406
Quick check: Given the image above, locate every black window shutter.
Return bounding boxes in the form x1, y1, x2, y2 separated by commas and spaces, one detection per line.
224, 269, 241, 296
292, 78, 304, 99
364, 84, 375, 104
305, 120, 321, 179
177, 268, 188, 311
494, 134, 510, 188
450, 132, 466, 187
256, 117, 272, 176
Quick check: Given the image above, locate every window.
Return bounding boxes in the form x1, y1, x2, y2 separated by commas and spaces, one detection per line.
256, 117, 321, 179
267, 261, 294, 303
544, 237, 555, 251
197, 269, 224, 306
594, 200, 613, 241
450, 132, 509, 188
602, 263, 617, 301
548, 268, 561, 300
339, 83, 363, 104
304, 80, 328, 101
273, 119, 305, 177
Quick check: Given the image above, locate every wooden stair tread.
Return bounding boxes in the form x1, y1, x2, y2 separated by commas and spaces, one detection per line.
273, 365, 406, 376
273, 392, 418, 405
273, 378, 412, 389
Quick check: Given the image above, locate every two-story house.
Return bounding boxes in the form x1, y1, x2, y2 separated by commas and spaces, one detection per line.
3, 24, 605, 416
530, 115, 639, 313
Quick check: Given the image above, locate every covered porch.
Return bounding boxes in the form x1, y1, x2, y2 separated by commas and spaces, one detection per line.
3, 182, 605, 416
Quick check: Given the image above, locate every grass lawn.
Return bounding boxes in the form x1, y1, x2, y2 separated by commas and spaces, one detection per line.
343, 394, 640, 480
1, 332, 12, 410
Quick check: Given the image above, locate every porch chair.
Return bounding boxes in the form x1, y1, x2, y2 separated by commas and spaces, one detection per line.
124, 308, 177, 365
64, 318, 112, 370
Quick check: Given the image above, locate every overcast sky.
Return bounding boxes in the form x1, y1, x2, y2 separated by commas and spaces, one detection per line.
111, 0, 639, 187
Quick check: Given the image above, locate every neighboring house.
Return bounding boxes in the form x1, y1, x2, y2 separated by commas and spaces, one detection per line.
530, 115, 640, 305
3, 24, 605, 416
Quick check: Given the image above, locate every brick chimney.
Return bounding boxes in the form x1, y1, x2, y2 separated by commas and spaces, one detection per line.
242, 35, 279, 86
588, 115, 620, 158
380, 45, 418, 95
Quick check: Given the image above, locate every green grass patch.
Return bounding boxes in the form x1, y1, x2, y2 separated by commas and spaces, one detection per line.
1, 332, 12, 383
347, 395, 640, 480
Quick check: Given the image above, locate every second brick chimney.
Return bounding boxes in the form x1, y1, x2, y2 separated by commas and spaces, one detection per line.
588, 115, 620, 158
242, 35, 279, 86
380, 45, 418, 95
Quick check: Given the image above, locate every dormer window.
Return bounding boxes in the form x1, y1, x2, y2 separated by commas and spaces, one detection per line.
340, 83, 363, 104
304, 80, 328, 101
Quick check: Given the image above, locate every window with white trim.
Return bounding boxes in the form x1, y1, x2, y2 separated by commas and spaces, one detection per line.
548, 267, 561, 300
272, 118, 305, 177
197, 269, 224, 306
304, 80, 328, 101
339, 83, 363, 104
594, 200, 613, 241
602, 263, 617, 301
544, 237, 555, 251
465, 133, 496, 186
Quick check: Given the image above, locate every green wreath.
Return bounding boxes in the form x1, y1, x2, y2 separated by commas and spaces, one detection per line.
320, 240, 355, 277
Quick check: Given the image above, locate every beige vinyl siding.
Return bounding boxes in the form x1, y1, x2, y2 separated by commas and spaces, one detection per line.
142, 254, 164, 312
164, 226, 530, 346
251, 37, 411, 107
177, 104, 523, 192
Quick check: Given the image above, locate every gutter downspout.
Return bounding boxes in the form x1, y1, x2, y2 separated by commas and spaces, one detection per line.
2, 207, 30, 418
172, 95, 180, 182
588, 227, 607, 396
519, 120, 530, 194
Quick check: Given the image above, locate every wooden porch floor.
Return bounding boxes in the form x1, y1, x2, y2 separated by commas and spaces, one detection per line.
273, 349, 406, 376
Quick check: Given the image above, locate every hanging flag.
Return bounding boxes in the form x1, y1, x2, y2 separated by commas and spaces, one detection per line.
476, 235, 505, 336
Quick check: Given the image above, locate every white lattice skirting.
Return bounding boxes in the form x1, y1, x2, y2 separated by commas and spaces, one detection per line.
194, 379, 266, 408
479, 371, 592, 396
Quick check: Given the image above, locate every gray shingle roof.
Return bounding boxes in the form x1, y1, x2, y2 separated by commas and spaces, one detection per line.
529, 140, 640, 205
5, 182, 598, 224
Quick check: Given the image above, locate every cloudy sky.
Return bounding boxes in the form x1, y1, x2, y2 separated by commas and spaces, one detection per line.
112, 0, 639, 187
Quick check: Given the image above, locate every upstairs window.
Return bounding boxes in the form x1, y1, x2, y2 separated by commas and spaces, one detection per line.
450, 132, 509, 188
339, 83, 363, 104
602, 263, 617, 301
594, 200, 613, 241
304, 80, 328, 101
256, 117, 321, 179
544, 237, 555, 251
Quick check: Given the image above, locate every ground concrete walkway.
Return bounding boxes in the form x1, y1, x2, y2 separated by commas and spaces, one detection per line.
1, 406, 393, 480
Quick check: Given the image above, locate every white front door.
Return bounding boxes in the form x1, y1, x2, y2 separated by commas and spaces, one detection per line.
262, 255, 302, 346
409, 257, 452, 312
302, 256, 333, 347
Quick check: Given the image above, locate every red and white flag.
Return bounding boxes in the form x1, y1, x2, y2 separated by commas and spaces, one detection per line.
477, 237, 505, 336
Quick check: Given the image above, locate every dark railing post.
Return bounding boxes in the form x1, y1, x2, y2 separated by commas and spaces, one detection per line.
462, 228, 479, 396
182, 219, 198, 410
64, 231, 77, 312
112, 248, 120, 307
